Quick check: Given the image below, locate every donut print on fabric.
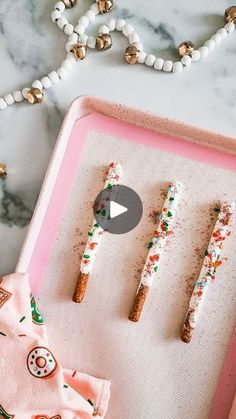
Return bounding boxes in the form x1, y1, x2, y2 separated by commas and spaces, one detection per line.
27, 347, 57, 379
0, 404, 15, 418
30, 296, 44, 325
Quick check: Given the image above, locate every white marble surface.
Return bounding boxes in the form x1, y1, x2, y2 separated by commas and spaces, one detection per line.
0, 0, 235, 275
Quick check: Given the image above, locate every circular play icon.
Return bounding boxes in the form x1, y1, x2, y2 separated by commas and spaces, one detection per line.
93, 185, 143, 234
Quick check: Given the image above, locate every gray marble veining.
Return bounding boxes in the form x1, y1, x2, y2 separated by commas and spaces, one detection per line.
0, 0, 235, 275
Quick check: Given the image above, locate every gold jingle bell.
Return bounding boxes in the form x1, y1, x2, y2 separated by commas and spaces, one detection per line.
63, 0, 77, 8
224, 6, 236, 23
178, 41, 194, 57
124, 46, 139, 64
0, 163, 7, 177
72, 44, 87, 60
96, 33, 112, 50
97, 0, 113, 14
27, 88, 44, 104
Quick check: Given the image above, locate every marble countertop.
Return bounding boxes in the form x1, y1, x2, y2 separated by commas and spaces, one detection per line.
0, 0, 235, 276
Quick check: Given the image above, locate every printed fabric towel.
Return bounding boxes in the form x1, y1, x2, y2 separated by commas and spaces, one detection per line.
0, 273, 110, 419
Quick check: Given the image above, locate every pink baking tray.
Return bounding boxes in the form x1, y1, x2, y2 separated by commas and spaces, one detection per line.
16, 96, 236, 419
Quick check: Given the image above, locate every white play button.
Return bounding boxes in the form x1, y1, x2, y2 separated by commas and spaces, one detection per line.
94, 185, 143, 234
110, 200, 128, 219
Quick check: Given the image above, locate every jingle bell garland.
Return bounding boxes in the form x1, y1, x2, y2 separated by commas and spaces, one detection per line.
0, 0, 236, 110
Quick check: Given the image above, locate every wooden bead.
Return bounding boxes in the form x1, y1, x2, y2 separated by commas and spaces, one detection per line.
204, 39, 215, 51
51, 10, 61, 22
55, 1, 65, 12
178, 41, 194, 57
122, 24, 134, 37
0, 98, 7, 110
181, 55, 192, 66
163, 60, 173, 72
72, 44, 87, 60
48, 71, 60, 84
107, 18, 116, 31
224, 6, 236, 23
172, 61, 183, 73
96, 34, 112, 50
124, 46, 139, 64
79, 34, 88, 45
13, 90, 24, 103
98, 24, 110, 34
87, 36, 96, 49
63, 0, 77, 8
22, 88, 30, 99
191, 50, 201, 61
85, 10, 96, 22
97, 0, 113, 14
145, 54, 156, 67
57, 17, 68, 29
217, 28, 228, 39
41, 76, 52, 89
133, 41, 143, 52
57, 67, 68, 79
154, 58, 164, 70
4, 94, 14, 105
115, 19, 126, 31
0, 163, 7, 177
225, 22, 235, 33
32, 80, 43, 90
138, 52, 147, 64
64, 23, 74, 35
198, 45, 209, 58
26, 88, 44, 104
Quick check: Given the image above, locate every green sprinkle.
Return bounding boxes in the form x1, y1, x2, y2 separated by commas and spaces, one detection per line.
19, 316, 26, 323
94, 223, 100, 228
95, 210, 100, 215
147, 242, 153, 249
63, 384, 68, 388
101, 209, 106, 216
88, 231, 93, 237
84, 254, 90, 259
169, 197, 174, 201
0, 332, 6, 336
154, 266, 159, 272
167, 211, 172, 217
107, 183, 113, 190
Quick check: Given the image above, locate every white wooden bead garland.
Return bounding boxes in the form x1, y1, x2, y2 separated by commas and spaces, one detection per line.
0, 1, 236, 111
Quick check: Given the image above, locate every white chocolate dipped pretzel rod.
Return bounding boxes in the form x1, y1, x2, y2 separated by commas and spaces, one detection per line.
73, 162, 123, 303
181, 201, 234, 343
129, 181, 183, 322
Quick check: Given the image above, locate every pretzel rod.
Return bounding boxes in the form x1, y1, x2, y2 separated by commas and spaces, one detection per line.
129, 181, 183, 322
181, 201, 234, 343
73, 162, 123, 303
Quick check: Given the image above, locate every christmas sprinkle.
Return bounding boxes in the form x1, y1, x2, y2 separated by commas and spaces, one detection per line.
80, 162, 123, 275
129, 182, 182, 322
181, 201, 234, 343
19, 316, 26, 323
141, 181, 183, 287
